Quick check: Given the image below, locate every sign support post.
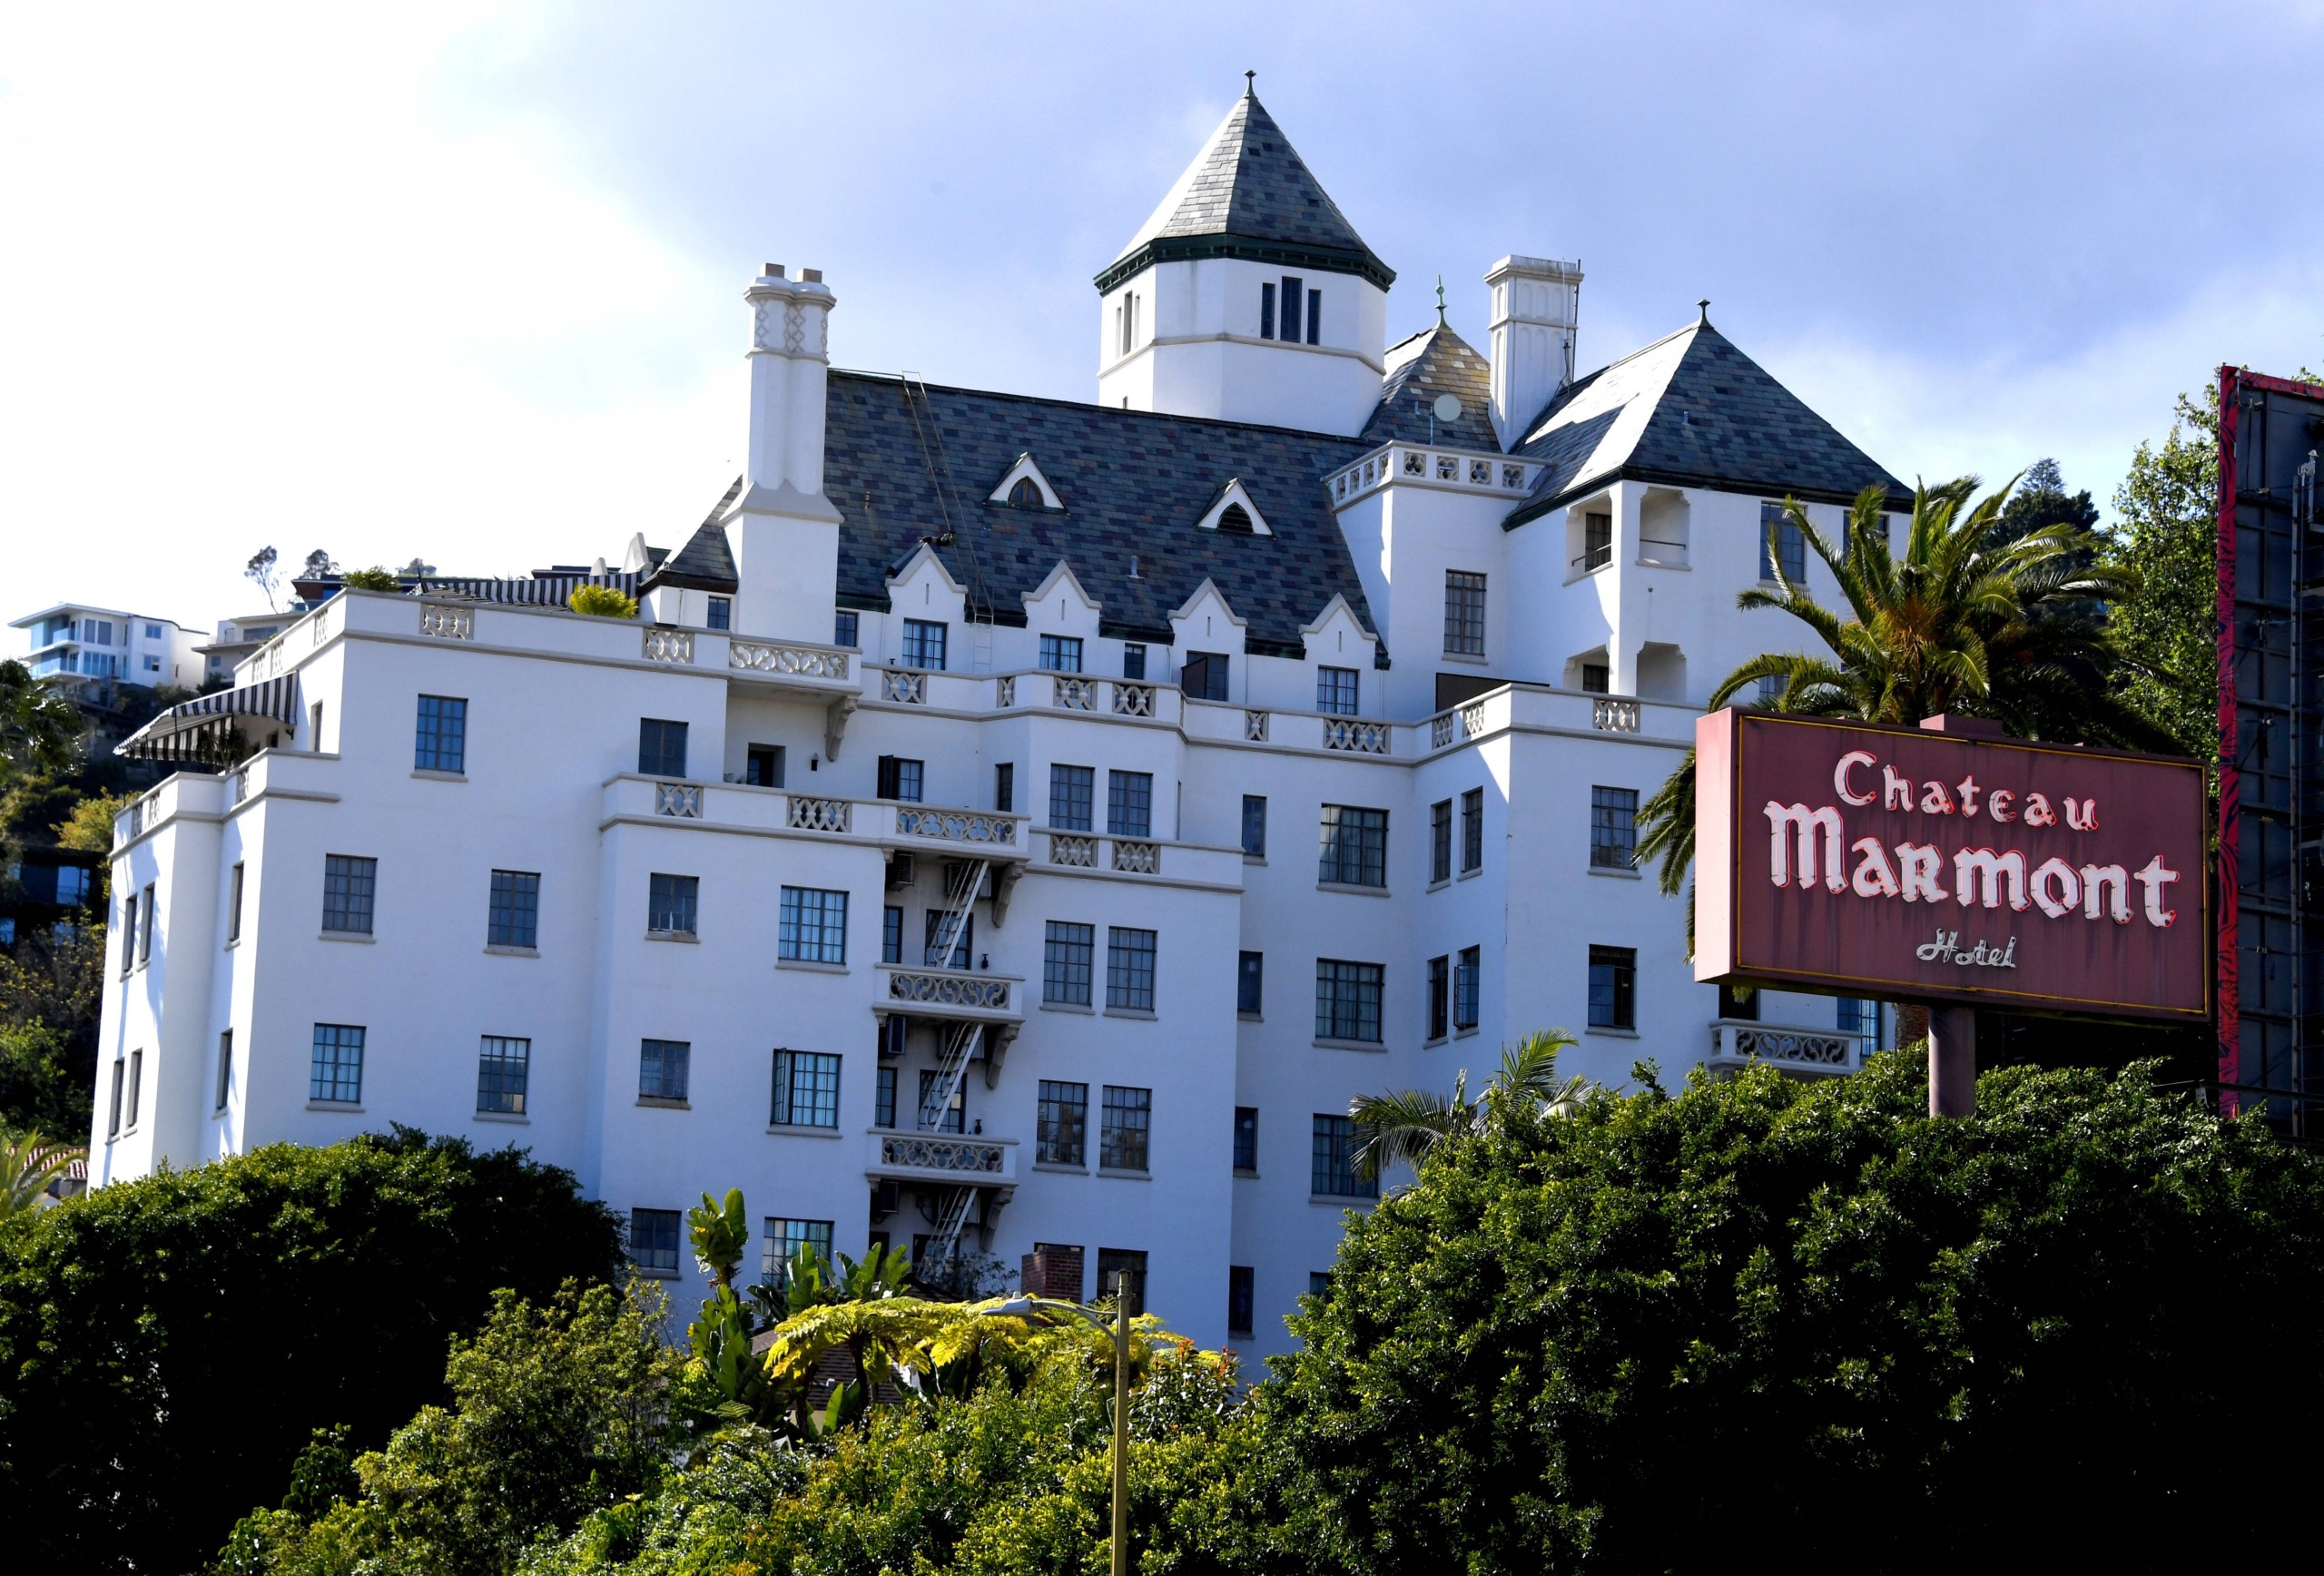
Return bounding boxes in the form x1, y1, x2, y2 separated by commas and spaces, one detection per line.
1927, 1004, 1976, 1118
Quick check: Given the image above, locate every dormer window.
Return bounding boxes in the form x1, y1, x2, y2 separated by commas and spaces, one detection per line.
1195, 479, 1273, 536
1216, 504, 1255, 534
1009, 478, 1043, 507
988, 454, 1062, 509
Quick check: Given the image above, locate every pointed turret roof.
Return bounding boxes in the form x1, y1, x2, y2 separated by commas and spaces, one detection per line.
1360, 321, 1498, 449
1095, 88, 1393, 294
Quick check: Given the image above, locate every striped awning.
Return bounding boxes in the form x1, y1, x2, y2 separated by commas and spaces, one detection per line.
115, 675, 300, 763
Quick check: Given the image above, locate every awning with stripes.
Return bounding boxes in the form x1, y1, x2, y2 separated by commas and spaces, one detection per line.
115, 675, 300, 763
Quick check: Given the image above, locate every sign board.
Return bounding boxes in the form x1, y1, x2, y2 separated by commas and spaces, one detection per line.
1694, 710, 2209, 1020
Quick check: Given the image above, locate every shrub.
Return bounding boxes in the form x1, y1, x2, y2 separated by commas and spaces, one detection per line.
340, 566, 399, 591
567, 585, 638, 619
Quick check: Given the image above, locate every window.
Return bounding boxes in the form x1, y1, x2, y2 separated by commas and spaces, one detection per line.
1237, 951, 1264, 1017
1430, 800, 1452, 883
1182, 651, 1229, 701
771, 1049, 842, 1128
1756, 675, 1785, 707
1761, 500, 1805, 583
1242, 795, 1266, 858
882, 906, 903, 965
1280, 274, 1305, 341
640, 1039, 690, 1100
1316, 665, 1359, 716
1427, 956, 1449, 1039
763, 1217, 835, 1285
1718, 982, 1760, 1022
924, 909, 972, 969
1579, 511, 1613, 572
1107, 771, 1152, 837
1044, 921, 1094, 1005
901, 618, 948, 671
1315, 960, 1384, 1043
1589, 946, 1636, 1029
745, 744, 784, 787
1590, 787, 1638, 870
1122, 643, 1147, 680
107, 1059, 123, 1138
477, 1036, 530, 1115
1216, 503, 1256, 534
1443, 571, 1487, 656
322, 855, 376, 934
834, 609, 860, 648
1010, 476, 1045, 507
1039, 635, 1083, 673
119, 892, 135, 975
1049, 764, 1094, 831
1260, 281, 1276, 340
139, 882, 156, 961
125, 1049, 143, 1129
1454, 947, 1481, 1031
1319, 805, 1389, 888
1306, 287, 1322, 346
1838, 997, 1884, 1047
1309, 1272, 1334, 1299
1461, 789, 1484, 873
779, 887, 849, 964
55, 865, 92, 907
994, 763, 1014, 813
310, 1023, 364, 1103
145, 622, 162, 640
917, 1069, 965, 1133
228, 862, 244, 942
1097, 1247, 1148, 1313
647, 873, 698, 936
1581, 664, 1610, 694
1100, 1086, 1152, 1171
629, 1208, 682, 1276
415, 695, 468, 772
876, 755, 924, 803
705, 596, 731, 631
1234, 1107, 1258, 1171
1312, 1114, 1376, 1198
215, 1029, 233, 1112
638, 718, 688, 777
1038, 1079, 1088, 1165
488, 870, 540, 948
875, 1066, 897, 1128
1228, 1265, 1255, 1335
1107, 927, 1156, 1011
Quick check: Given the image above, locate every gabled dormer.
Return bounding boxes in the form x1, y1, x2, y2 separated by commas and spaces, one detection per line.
1169, 578, 1247, 702
1022, 561, 1102, 671
989, 453, 1064, 510
1194, 478, 1274, 537
882, 544, 970, 670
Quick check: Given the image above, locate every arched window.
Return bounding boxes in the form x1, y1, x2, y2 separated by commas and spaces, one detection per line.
1216, 503, 1255, 534
1009, 478, 1044, 507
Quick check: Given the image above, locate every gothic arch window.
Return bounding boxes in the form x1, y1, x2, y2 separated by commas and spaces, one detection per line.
1009, 478, 1043, 507
1216, 503, 1256, 534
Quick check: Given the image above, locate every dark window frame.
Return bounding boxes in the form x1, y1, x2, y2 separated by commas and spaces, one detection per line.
1315, 958, 1385, 1043
1589, 945, 1637, 1030
1099, 1085, 1152, 1172
1107, 926, 1157, 1011
1038, 1079, 1088, 1166
488, 869, 540, 948
322, 854, 377, 934
414, 694, 468, 773
771, 1049, 842, 1128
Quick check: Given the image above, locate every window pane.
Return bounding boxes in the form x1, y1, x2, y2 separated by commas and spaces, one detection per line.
994, 762, 1014, 813
1318, 805, 1388, 888
882, 905, 903, 965
477, 1036, 530, 1115
1443, 571, 1487, 656
629, 1207, 682, 1275
1431, 801, 1452, 882
488, 869, 540, 948
1234, 1107, 1258, 1171
902, 618, 948, 671
1107, 771, 1152, 837
1760, 501, 1806, 583
638, 718, 688, 778
1315, 960, 1384, 1042
1242, 795, 1266, 857
917, 1069, 965, 1133
762, 1217, 835, 1285
875, 1065, 897, 1128
1260, 281, 1275, 340
1100, 1086, 1152, 1171
415, 694, 468, 773
322, 854, 377, 933
1107, 927, 1156, 1011
1454, 947, 1480, 1031
639, 1039, 690, 1100
924, 909, 972, 969
1039, 1079, 1088, 1165
1097, 1247, 1147, 1314
1049, 765, 1094, 831
779, 886, 849, 964
1122, 643, 1147, 680
310, 1023, 364, 1103
1311, 1113, 1376, 1197
1427, 956, 1449, 1039
1316, 665, 1359, 716
1590, 787, 1639, 870
1228, 1264, 1255, 1334
1588, 946, 1636, 1029
647, 872, 698, 934
1237, 951, 1264, 1016
1039, 635, 1083, 673
1461, 790, 1484, 872
834, 610, 859, 648
1044, 921, 1094, 1005
772, 1049, 842, 1128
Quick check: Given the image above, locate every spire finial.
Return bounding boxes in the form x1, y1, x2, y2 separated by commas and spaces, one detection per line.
1244, 70, 1256, 98
1698, 298, 1710, 326
1435, 274, 1448, 326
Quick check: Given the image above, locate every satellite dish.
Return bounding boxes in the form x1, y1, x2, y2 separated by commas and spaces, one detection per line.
1433, 394, 1463, 425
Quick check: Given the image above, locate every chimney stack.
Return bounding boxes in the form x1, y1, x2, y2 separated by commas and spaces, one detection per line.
727, 263, 843, 640
1484, 254, 1582, 450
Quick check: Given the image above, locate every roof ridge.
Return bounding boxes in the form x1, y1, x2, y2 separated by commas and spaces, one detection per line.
828, 369, 1373, 446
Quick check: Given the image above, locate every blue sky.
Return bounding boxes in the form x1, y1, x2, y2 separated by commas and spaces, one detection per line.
6, 1, 2323, 631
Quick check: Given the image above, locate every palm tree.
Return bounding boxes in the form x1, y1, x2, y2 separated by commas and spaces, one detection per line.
1347, 1029, 1585, 1181
1, 1131, 84, 1219
1636, 478, 2173, 914
0, 660, 84, 779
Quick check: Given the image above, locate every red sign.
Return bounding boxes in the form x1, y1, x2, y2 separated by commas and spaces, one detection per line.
1694, 711, 2209, 1019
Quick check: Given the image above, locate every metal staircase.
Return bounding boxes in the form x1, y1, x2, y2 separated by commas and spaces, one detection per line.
913, 858, 990, 1131
923, 1184, 980, 1281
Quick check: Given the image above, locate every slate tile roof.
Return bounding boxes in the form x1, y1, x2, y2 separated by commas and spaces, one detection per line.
642, 477, 742, 592
817, 371, 1380, 654
1508, 318, 1905, 522
1361, 322, 1500, 450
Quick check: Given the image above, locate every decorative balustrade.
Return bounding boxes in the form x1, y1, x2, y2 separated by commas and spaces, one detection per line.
642, 627, 694, 664
886, 970, 1012, 1011
728, 639, 848, 680
655, 782, 703, 819
995, 675, 1016, 707
1708, 1020, 1864, 1075
1592, 698, 1640, 733
231, 766, 252, 804
1049, 832, 1098, 868
874, 1133, 1008, 1177
788, 795, 852, 832
419, 603, 474, 640
1110, 838, 1161, 874
1324, 718, 1392, 755
883, 670, 926, 704
896, 809, 1018, 846
1431, 703, 1488, 750
1244, 709, 1269, 742
1052, 675, 1096, 711
1112, 682, 1155, 717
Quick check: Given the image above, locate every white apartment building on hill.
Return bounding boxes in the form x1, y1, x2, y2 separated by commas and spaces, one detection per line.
92, 87, 1903, 1356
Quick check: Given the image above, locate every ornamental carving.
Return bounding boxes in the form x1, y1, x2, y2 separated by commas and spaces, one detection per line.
879, 1135, 1005, 1175
887, 970, 1011, 1010
896, 809, 1018, 846
729, 639, 849, 680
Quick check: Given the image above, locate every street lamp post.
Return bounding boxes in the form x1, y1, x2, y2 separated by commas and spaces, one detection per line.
982, 1271, 1136, 1576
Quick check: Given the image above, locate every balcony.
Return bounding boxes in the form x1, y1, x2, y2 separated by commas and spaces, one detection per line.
602, 778, 1026, 859
1705, 1019, 1867, 1079
876, 963, 1022, 1025
865, 1129, 1018, 1187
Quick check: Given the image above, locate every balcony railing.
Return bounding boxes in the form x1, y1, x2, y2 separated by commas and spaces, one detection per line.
895, 808, 1017, 846
1323, 718, 1392, 755
788, 795, 852, 832
867, 1130, 1017, 1184
881, 966, 1018, 1017
1592, 698, 1640, 733
1112, 682, 1155, 717
729, 638, 849, 680
883, 670, 927, 704
1706, 1019, 1866, 1077
1052, 675, 1096, 711
1431, 703, 1488, 750
419, 603, 473, 640
642, 627, 694, 664
655, 782, 703, 819
1110, 838, 1160, 874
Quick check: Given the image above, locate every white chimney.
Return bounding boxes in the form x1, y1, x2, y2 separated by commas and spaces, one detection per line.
1484, 254, 1582, 450
727, 263, 842, 641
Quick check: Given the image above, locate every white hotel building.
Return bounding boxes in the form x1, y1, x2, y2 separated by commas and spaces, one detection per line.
92, 89, 1903, 1356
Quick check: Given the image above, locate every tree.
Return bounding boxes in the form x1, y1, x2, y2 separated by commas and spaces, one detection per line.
0, 1129, 82, 1217
52, 790, 127, 854
340, 566, 399, 591
300, 548, 338, 578
1267, 1055, 2324, 1574
0, 931, 104, 1134
244, 545, 281, 610
2103, 384, 2222, 760
1636, 478, 2171, 917
0, 1128, 625, 1572
568, 584, 639, 619
0, 1021, 86, 1137
1348, 1029, 1583, 1180
0, 659, 83, 780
